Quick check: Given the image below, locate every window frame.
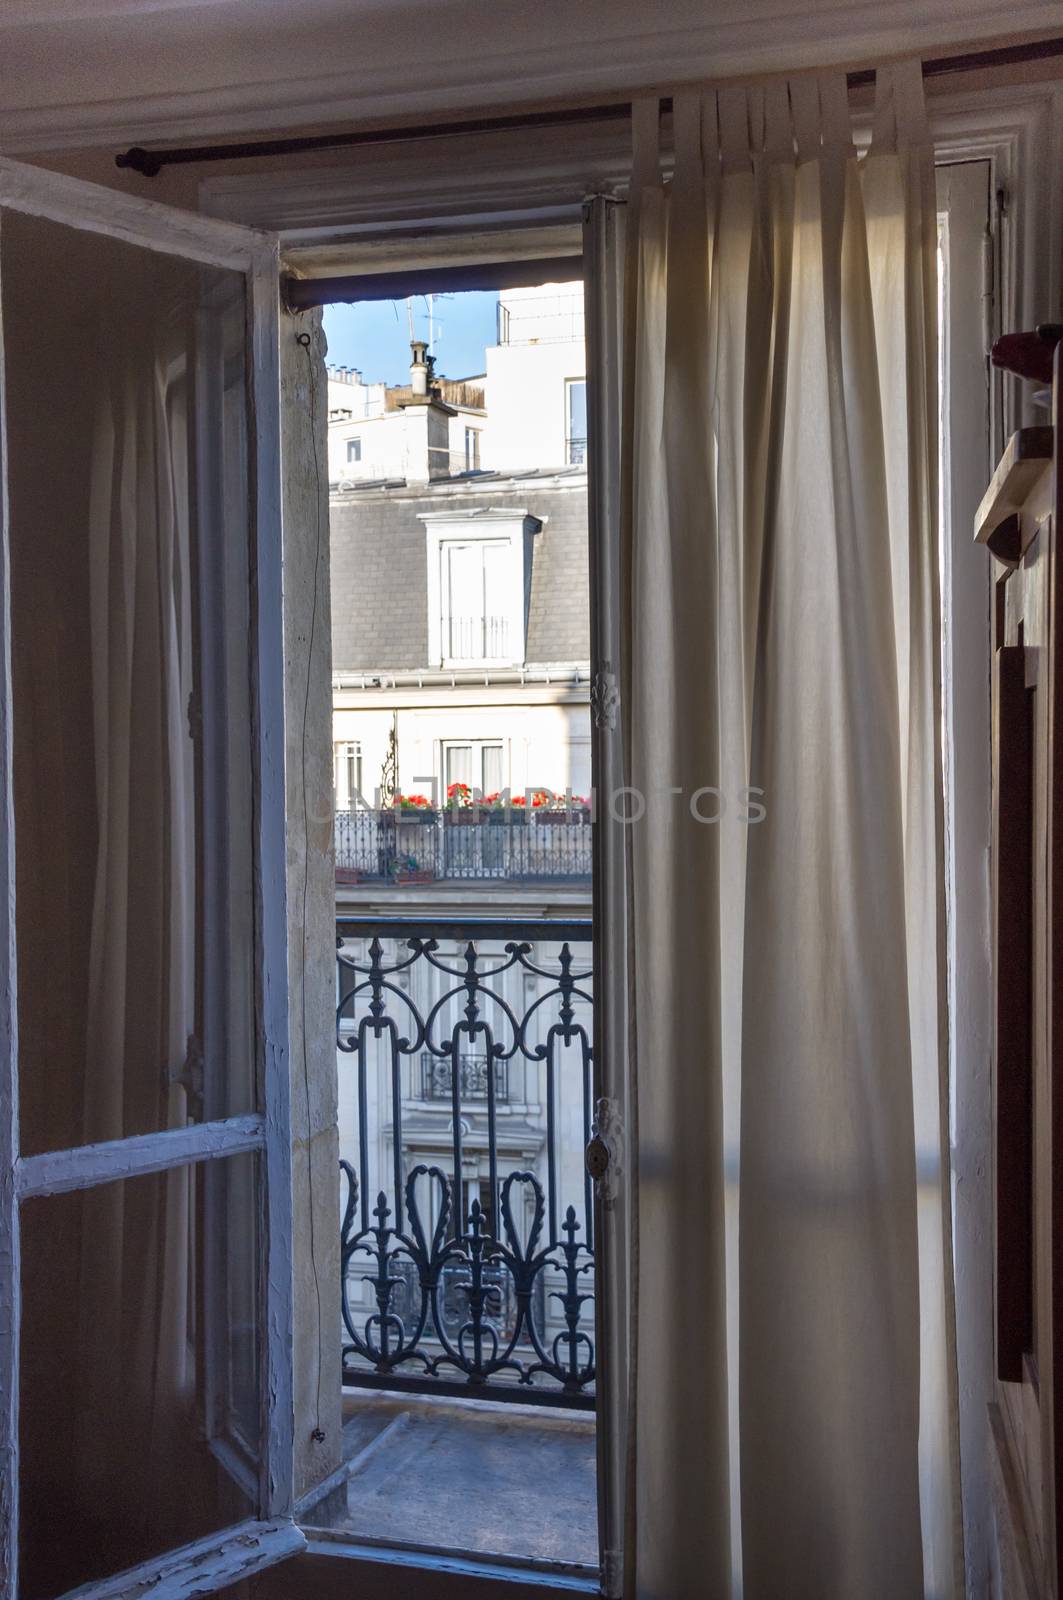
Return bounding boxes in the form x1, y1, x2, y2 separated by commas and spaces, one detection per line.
0, 154, 299, 1600
441, 738, 507, 798
334, 739, 363, 811
420, 507, 540, 668
565, 376, 587, 466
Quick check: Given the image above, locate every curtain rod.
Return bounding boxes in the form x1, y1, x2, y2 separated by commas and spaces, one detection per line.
116, 35, 1063, 177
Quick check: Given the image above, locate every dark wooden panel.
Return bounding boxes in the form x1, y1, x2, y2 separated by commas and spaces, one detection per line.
994, 642, 1035, 1383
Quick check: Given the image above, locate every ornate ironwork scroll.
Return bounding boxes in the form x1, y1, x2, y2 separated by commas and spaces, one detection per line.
337, 918, 595, 1407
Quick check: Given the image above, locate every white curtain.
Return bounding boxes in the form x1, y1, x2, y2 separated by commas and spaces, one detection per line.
591, 61, 960, 1598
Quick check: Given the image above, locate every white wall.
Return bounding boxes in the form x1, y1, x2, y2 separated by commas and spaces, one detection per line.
482, 284, 585, 473
328, 408, 408, 484
332, 697, 591, 808
328, 380, 485, 484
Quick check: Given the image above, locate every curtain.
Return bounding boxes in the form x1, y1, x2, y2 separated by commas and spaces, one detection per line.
590, 61, 960, 1598
70, 325, 200, 1559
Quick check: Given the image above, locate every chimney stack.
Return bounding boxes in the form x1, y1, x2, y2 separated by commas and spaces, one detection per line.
410, 339, 430, 397
401, 339, 454, 484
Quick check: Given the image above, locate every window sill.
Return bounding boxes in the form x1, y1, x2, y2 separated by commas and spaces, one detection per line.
299, 1389, 598, 1582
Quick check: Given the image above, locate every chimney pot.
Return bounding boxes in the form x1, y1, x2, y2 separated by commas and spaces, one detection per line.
410, 339, 429, 397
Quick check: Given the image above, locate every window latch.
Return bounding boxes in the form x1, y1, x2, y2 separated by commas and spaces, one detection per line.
585, 1133, 610, 1181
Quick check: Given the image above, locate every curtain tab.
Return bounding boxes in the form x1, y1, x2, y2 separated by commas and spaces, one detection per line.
701, 90, 720, 176
870, 60, 927, 152
673, 91, 704, 185
819, 73, 854, 153
762, 80, 793, 162
789, 75, 821, 161
631, 98, 662, 190
718, 85, 751, 174
892, 58, 929, 146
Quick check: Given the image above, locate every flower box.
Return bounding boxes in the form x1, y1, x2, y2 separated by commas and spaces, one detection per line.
395, 868, 435, 884
393, 808, 439, 825
335, 866, 364, 884
536, 810, 591, 825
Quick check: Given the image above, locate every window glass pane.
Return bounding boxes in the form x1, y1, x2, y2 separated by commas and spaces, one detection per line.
568, 379, 587, 437
445, 542, 482, 658
334, 742, 361, 810
567, 379, 587, 464
3, 210, 257, 1154
481, 542, 509, 658
19, 1153, 261, 1599
445, 745, 473, 790
482, 743, 504, 795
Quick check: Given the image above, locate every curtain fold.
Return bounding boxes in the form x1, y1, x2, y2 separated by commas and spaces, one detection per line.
71, 327, 199, 1556
596, 60, 960, 1599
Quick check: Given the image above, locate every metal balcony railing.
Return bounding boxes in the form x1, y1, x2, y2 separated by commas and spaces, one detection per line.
445, 613, 509, 660
334, 809, 592, 885
337, 917, 595, 1407
420, 1050, 509, 1102
496, 294, 585, 346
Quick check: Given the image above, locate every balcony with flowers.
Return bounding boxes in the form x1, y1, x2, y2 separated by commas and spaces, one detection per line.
335, 787, 593, 889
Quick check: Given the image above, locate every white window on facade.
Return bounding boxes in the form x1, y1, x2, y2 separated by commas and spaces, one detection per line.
443, 739, 505, 797
421, 507, 541, 667
465, 426, 481, 470
346, 436, 362, 463
334, 740, 362, 810
566, 378, 587, 465
444, 539, 509, 660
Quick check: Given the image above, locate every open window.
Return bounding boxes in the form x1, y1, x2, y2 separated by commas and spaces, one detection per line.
0, 157, 299, 1600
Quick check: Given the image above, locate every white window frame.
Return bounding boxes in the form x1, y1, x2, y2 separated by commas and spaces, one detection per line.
345, 436, 362, 463
440, 738, 507, 798
334, 740, 363, 810
0, 155, 299, 1600
565, 376, 587, 466
420, 506, 541, 668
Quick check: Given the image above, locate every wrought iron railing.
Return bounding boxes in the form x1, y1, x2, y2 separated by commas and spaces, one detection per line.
420, 1050, 508, 1102
334, 809, 592, 885
337, 916, 595, 1408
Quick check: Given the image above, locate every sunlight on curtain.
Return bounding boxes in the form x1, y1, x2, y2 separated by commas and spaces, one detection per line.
605, 63, 959, 1599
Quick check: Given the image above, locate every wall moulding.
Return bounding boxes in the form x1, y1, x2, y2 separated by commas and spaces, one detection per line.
0, 5, 1060, 156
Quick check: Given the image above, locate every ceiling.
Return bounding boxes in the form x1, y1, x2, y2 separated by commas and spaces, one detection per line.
0, 0, 1059, 153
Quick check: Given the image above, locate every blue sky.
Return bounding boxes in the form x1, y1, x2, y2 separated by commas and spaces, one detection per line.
322, 290, 499, 385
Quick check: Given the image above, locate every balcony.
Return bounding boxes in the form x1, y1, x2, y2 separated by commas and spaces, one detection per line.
496, 292, 584, 346
336, 916, 595, 1409
334, 808, 592, 887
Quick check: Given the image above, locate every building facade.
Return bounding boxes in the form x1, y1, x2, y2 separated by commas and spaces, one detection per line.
330, 282, 593, 1388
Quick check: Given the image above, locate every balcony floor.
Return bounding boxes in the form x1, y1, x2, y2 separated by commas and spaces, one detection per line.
306, 1389, 598, 1573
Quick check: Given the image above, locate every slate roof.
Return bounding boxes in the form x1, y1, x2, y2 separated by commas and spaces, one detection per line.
330, 468, 590, 672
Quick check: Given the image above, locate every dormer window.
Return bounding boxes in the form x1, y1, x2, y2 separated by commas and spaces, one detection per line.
420, 507, 541, 667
